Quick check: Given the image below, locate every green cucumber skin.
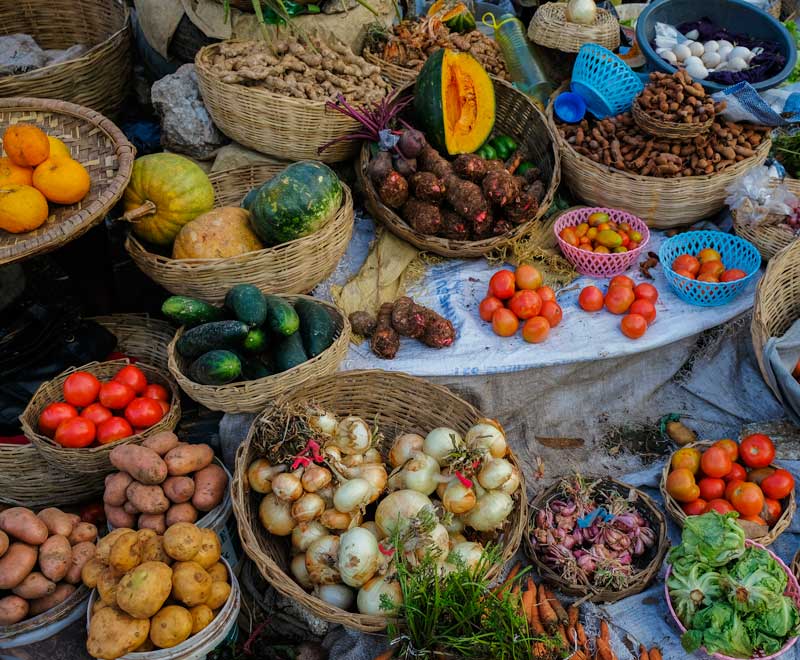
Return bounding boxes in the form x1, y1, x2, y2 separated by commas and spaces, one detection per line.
176, 320, 249, 358
243, 328, 268, 352
239, 354, 272, 381
294, 299, 337, 357
161, 296, 224, 327
265, 296, 300, 336
189, 350, 241, 385
273, 332, 308, 372
225, 284, 268, 326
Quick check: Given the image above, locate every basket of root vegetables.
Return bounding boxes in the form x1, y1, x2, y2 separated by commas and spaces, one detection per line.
231, 369, 527, 632
525, 475, 668, 603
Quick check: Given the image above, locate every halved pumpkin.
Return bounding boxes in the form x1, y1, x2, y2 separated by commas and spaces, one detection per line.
427, 0, 477, 33
414, 49, 495, 156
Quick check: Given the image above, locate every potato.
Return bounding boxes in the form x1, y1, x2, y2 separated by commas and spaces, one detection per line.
66, 541, 96, 584
205, 580, 231, 609
163, 476, 195, 504
207, 562, 228, 583
0, 594, 29, 625
193, 529, 221, 569
164, 444, 214, 476
123, 501, 140, 515
36, 507, 75, 538
96, 567, 124, 604
142, 431, 180, 456
126, 482, 170, 514
109, 531, 143, 573
166, 503, 198, 526
141, 535, 171, 564
0, 530, 7, 557
0, 507, 48, 545
137, 528, 157, 543
87, 605, 150, 660
0, 543, 37, 589
104, 472, 134, 507
104, 503, 136, 530
139, 513, 167, 534
92, 598, 109, 614
192, 464, 228, 512
96, 527, 133, 563
163, 522, 201, 561
171, 561, 212, 606
666, 421, 697, 446
39, 534, 71, 582
149, 604, 192, 649
12, 571, 55, 600
68, 522, 98, 545
116, 561, 173, 618
109, 445, 168, 485
66, 513, 81, 527
135, 637, 156, 652
82, 558, 106, 588
29, 583, 75, 616
189, 603, 214, 634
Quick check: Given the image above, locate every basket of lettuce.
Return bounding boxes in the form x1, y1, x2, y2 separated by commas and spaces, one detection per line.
665, 511, 800, 659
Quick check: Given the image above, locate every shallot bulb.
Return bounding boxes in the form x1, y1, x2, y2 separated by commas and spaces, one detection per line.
259, 493, 296, 536
308, 409, 338, 436
477, 458, 514, 491
247, 459, 285, 494
316, 583, 354, 610
465, 419, 507, 459
301, 465, 332, 493
305, 535, 341, 585
462, 491, 513, 532
442, 479, 477, 515
423, 427, 463, 466
291, 553, 313, 589
291, 493, 326, 523
333, 478, 372, 513
357, 575, 403, 615
272, 472, 303, 502
338, 527, 380, 587
389, 433, 424, 468
292, 521, 328, 552
334, 416, 372, 455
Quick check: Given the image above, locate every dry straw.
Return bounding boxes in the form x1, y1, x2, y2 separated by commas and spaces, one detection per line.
632, 98, 713, 140
359, 77, 561, 257
126, 164, 355, 303
0, 97, 134, 265
660, 441, 795, 547
363, 50, 419, 88
167, 296, 351, 413
528, 2, 620, 53
0, 0, 132, 118
231, 369, 528, 631
733, 178, 800, 261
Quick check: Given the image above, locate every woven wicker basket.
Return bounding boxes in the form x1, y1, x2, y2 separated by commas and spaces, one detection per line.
770, 0, 782, 18
168, 296, 351, 413
195, 41, 362, 163
0, 97, 134, 266
231, 369, 528, 631
733, 178, 800, 261
125, 165, 354, 303
524, 476, 668, 603
20, 359, 181, 480
659, 441, 796, 546
792, 549, 800, 580
359, 77, 560, 257
90, 314, 175, 372
0, 584, 89, 647
632, 98, 713, 140
0, 0, 131, 118
528, 2, 620, 53
363, 50, 419, 88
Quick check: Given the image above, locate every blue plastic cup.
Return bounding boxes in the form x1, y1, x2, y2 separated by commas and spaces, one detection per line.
554, 92, 587, 123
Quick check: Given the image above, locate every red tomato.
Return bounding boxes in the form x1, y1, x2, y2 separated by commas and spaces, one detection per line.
700, 446, 733, 479
515, 264, 542, 291
682, 499, 708, 516
124, 398, 165, 429
698, 477, 726, 501
79, 501, 106, 525
522, 316, 551, 344
578, 286, 604, 312
54, 417, 95, 448
713, 439, 738, 464
620, 314, 647, 339
491, 308, 519, 337
96, 416, 133, 445
699, 261, 725, 278
729, 481, 765, 517
725, 463, 747, 482
725, 479, 745, 501
605, 286, 635, 314
155, 400, 170, 415
63, 371, 101, 407
508, 289, 542, 320
706, 499, 735, 514
114, 365, 148, 394
489, 270, 516, 300
609, 275, 634, 289
143, 384, 169, 402
38, 402, 78, 437
740, 433, 775, 468
666, 468, 700, 503
479, 296, 505, 323
537, 286, 556, 303
633, 282, 658, 303
741, 515, 767, 526
675, 269, 697, 280
98, 381, 136, 410
629, 300, 656, 325
720, 269, 747, 282
760, 469, 795, 500
81, 403, 112, 426
672, 254, 700, 276
763, 498, 782, 525
540, 301, 563, 328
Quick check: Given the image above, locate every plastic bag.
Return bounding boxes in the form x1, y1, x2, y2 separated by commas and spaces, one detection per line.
725, 164, 799, 227
712, 82, 800, 126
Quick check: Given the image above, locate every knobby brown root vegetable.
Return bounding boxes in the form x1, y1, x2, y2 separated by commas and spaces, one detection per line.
371, 303, 400, 360
445, 177, 490, 226
409, 172, 446, 203
482, 170, 519, 207
417, 145, 454, 180
348, 311, 377, 338
452, 154, 489, 182
391, 297, 427, 338
440, 209, 469, 240
420, 307, 455, 349
378, 171, 409, 209
402, 198, 442, 234
395, 156, 417, 178
359, 297, 455, 357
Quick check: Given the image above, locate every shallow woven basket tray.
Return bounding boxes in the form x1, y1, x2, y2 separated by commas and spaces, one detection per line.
547, 84, 770, 228
659, 441, 795, 546
524, 476, 668, 603
363, 50, 419, 88
168, 296, 351, 413
232, 369, 528, 632
528, 2, 620, 53
0, 97, 134, 266
632, 98, 713, 140
358, 77, 561, 257
0, 584, 89, 643
20, 359, 181, 480
195, 41, 362, 163
0, 0, 132, 118
752, 240, 800, 398
125, 164, 355, 303
733, 178, 800, 261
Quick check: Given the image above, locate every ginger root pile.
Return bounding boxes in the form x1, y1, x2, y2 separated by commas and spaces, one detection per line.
636, 71, 720, 127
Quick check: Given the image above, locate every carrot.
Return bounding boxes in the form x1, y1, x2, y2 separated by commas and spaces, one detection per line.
557, 624, 569, 646
372, 651, 394, 660
527, 578, 546, 635
538, 583, 558, 630
568, 604, 579, 629
544, 585, 569, 625
649, 648, 662, 660
495, 561, 521, 594
596, 638, 616, 660
638, 643, 649, 660
566, 625, 577, 646
576, 622, 588, 649
521, 586, 535, 625
599, 620, 610, 642
532, 641, 549, 658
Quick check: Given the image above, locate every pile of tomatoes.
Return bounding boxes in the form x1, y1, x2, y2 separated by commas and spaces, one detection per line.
665, 434, 794, 528
671, 247, 747, 283
577, 275, 659, 340
37, 365, 171, 448
479, 265, 563, 343
558, 211, 644, 254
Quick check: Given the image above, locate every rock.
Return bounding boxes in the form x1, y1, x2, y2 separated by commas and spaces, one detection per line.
150, 63, 229, 160
43, 44, 88, 66
0, 34, 46, 76
321, 0, 362, 14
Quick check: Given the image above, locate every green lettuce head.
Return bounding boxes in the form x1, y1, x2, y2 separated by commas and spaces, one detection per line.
682, 602, 754, 658
669, 511, 745, 567
667, 563, 723, 628
723, 546, 788, 614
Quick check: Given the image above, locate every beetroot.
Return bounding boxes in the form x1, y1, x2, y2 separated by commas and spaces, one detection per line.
394, 155, 417, 178
398, 129, 426, 158
368, 151, 393, 184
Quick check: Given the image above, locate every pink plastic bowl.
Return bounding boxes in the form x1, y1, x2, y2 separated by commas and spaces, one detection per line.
664, 540, 800, 660
554, 207, 650, 278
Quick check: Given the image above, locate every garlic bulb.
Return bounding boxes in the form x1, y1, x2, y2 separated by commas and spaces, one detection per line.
688, 41, 704, 57
565, 0, 597, 25
658, 49, 678, 65
727, 57, 747, 72
685, 29, 700, 40
683, 56, 709, 80
702, 51, 721, 69
729, 46, 753, 63
704, 40, 719, 53
672, 43, 691, 62
718, 44, 733, 61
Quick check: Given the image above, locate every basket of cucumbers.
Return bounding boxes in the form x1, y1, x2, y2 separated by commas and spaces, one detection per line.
163, 284, 351, 413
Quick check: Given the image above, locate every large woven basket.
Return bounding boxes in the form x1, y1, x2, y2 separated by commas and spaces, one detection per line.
167, 296, 351, 413
125, 164, 354, 303
89, 314, 175, 372
231, 369, 528, 632
19, 359, 181, 480
528, 2, 620, 53
659, 441, 795, 546
0, 97, 134, 266
0, 1, 132, 117
359, 77, 560, 257
631, 97, 713, 140
363, 50, 419, 88
524, 476, 668, 603
195, 41, 362, 163
733, 178, 800, 261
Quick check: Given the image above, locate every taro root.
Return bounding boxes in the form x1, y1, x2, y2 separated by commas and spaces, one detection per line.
492, 218, 513, 236
409, 172, 446, 203
398, 129, 426, 158
485, 159, 505, 173
378, 171, 409, 209
420, 308, 456, 349
445, 178, 489, 226
348, 311, 377, 337
418, 145, 453, 179
452, 154, 488, 182
472, 207, 494, 238
371, 303, 400, 359
391, 297, 427, 338
368, 152, 393, 184
506, 192, 538, 225
482, 170, 519, 207
402, 198, 442, 235
439, 209, 469, 240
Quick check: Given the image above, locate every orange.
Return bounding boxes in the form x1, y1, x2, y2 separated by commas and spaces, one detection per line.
2, 124, 50, 167
0, 184, 49, 233
33, 158, 90, 205
0, 157, 33, 186
47, 136, 71, 160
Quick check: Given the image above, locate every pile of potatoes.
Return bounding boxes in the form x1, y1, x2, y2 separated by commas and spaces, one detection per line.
0, 506, 98, 626
104, 433, 228, 533
83, 522, 231, 659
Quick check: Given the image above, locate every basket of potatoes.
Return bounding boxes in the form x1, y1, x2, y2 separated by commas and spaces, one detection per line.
83, 522, 240, 659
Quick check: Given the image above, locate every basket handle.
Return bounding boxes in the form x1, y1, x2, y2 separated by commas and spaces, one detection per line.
119, 200, 157, 224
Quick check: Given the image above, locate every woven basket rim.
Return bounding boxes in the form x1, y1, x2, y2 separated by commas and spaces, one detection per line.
0, 584, 89, 637
631, 97, 713, 139
529, 2, 620, 52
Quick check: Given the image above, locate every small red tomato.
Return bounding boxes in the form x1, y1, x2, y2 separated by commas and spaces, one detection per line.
157, 400, 170, 415
38, 402, 78, 437
620, 313, 647, 339
725, 463, 747, 482
99, 381, 136, 410
479, 296, 505, 323
54, 417, 96, 448
124, 398, 165, 429
522, 316, 551, 343
143, 384, 169, 402
79, 501, 106, 525
515, 265, 543, 291
740, 434, 775, 468
713, 439, 738, 463
609, 275, 634, 289
63, 371, 101, 407
700, 446, 733, 479
760, 469, 795, 500
720, 269, 747, 282
491, 308, 519, 337
489, 270, 516, 300
741, 514, 768, 526
706, 498, 735, 514
540, 301, 563, 328
81, 403, 113, 426
729, 481, 765, 517
113, 365, 148, 394
537, 286, 556, 303
605, 286, 635, 315
698, 477, 726, 501
633, 282, 659, 303
763, 498, 782, 525
96, 416, 133, 445
578, 286, 604, 312
682, 498, 708, 516
629, 299, 656, 325
725, 479, 745, 501
508, 289, 542, 320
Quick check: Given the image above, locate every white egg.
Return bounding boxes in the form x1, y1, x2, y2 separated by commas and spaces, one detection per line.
658, 48, 678, 65
718, 44, 733, 61
684, 57, 709, 80
672, 43, 692, 62
729, 46, 753, 63
727, 56, 747, 72
704, 40, 719, 52
688, 41, 705, 57
686, 29, 700, 40
718, 39, 733, 50
702, 51, 721, 68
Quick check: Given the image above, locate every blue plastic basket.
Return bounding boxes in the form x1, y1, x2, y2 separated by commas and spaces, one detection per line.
571, 44, 644, 118
659, 231, 761, 307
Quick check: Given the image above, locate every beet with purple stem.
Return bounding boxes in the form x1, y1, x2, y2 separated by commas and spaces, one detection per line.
368, 151, 393, 184
394, 155, 417, 178
398, 129, 427, 159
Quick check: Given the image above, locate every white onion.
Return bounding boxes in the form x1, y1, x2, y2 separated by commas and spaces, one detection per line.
338, 528, 380, 587
658, 49, 678, 65
334, 416, 372, 455
247, 459, 285, 494
292, 521, 328, 552
305, 535, 341, 584
357, 575, 403, 615
498, 466, 521, 496
565, 0, 596, 25
308, 409, 338, 436
389, 433, 424, 467
401, 453, 441, 495
342, 453, 364, 468
478, 458, 514, 491
272, 473, 303, 502
424, 428, 463, 466
465, 419, 507, 459
363, 448, 383, 464
317, 485, 334, 508
346, 464, 388, 503
334, 478, 372, 513
462, 491, 513, 532
291, 493, 326, 523
446, 541, 484, 571
375, 490, 434, 537
291, 553, 313, 589
448, 532, 468, 548
442, 480, 477, 515
416, 523, 449, 562
258, 493, 296, 536
316, 583, 354, 610
301, 465, 332, 493
324, 446, 343, 464
360, 521, 382, 539
320, 508, 360, 530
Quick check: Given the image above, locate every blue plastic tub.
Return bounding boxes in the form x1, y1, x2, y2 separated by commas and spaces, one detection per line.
635, 0, 797, 91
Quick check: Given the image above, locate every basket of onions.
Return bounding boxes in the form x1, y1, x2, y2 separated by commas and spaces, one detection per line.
524, 475, 668, 603
231, 369, 527, 632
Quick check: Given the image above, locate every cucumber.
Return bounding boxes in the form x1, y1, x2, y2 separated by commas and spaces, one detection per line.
265, 295, 300, 336
272, 332, 308, 372
176, 320, 249, 358
294, 299, 337, 357
188, 350, 241, 385
225, 284, 267, 326
161, 296, 224, 327
243, 328, 268, 352
239, 354, 272, 381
